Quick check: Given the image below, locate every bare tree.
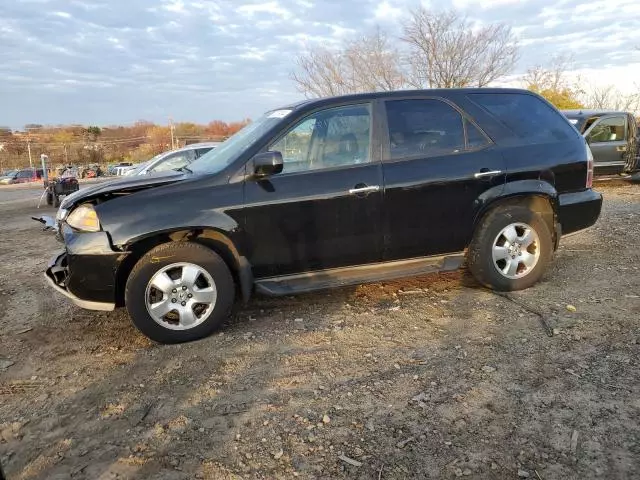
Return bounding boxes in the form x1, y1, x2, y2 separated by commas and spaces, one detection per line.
291, 28, 407, 98
581, 83, 640, 112
402, 8, 519, 88
523, 54, 576, 92
521, 55, 585, 109
343, 28, 407, 92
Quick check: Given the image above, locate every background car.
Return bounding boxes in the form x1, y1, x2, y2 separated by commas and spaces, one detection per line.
562, 109, 638, 174
107, 162, 134, 176
0, 169, 18, 184
0, 168, 44, 184
123, 141, 220, 176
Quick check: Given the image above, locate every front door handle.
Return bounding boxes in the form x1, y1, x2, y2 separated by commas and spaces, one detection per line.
349, 185, 380, 195
474, 169, 503, 179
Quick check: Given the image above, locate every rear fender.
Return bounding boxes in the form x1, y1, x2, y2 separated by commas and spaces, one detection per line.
473, 180, 559, 242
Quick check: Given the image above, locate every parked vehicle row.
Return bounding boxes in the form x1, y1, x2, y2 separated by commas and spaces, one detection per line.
1, 143, 221, 186
45, 88, 602, 344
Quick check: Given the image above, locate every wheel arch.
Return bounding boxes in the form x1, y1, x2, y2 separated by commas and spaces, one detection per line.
114, 228, 253, 307
473, 180, 559, 248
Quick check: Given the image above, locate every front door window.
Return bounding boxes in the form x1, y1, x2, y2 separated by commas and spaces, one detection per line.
269, 104, 371, 174
587, 116, 626, 143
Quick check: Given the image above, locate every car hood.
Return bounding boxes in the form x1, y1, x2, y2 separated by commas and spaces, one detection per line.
60, 170, 187, 209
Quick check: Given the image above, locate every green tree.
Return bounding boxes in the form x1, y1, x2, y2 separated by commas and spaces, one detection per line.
85, 126, 102, 141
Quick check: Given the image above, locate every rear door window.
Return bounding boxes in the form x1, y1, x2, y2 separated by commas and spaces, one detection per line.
470, 93, 577, 144
385, 99, 466, 159
465, 119, 490, 149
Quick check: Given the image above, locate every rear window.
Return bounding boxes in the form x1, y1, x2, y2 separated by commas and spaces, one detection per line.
470, 93, 577, 144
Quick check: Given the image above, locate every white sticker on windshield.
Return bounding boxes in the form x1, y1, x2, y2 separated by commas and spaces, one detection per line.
268, 109, 292, 118
569, 119, 578, 124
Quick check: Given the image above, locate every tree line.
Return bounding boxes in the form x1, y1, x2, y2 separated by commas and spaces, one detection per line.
0, 119, 250, 170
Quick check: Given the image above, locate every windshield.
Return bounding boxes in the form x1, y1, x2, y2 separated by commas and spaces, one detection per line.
188, 111, 291, 174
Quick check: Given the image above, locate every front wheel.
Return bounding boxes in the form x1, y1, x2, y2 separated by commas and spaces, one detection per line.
467, 205, 553, 291
125, 242, 235, 343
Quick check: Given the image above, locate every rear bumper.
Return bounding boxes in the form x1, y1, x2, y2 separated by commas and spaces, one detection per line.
557, 189, 603, 235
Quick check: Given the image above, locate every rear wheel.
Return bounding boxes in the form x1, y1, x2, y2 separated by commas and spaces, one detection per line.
467, 205, 553, 291
125, 242, 234, 343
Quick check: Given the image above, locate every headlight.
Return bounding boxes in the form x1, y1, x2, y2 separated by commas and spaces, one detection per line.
56, 208, 68, 221
66, 204, 100, 232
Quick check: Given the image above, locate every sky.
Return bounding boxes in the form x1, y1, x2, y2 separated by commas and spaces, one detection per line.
1, 0, 639, 129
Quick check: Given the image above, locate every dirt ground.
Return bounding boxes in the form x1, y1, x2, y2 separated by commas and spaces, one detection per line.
0, 180, 639, 480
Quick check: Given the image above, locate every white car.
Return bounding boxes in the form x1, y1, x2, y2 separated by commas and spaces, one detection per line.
124, 142, 220, 176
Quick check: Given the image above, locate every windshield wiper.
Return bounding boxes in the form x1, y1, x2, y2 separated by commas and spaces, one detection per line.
176, 166, 193, 173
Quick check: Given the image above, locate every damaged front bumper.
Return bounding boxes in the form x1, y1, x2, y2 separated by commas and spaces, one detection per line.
44, 225, 126, 311
45, 252, 116, 311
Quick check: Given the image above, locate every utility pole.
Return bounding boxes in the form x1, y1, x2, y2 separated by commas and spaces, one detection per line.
64, 143, 68, 164
169, 117, 175, 149
27, 137, 33, 168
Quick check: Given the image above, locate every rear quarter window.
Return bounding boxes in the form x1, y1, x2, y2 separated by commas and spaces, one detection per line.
470, 93, 578, 144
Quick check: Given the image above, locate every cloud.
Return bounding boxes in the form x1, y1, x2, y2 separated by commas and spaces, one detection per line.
236, 1, 292, 20
373, 1, 404, 22
0, 0, 639, 128
49, 11, 72, 18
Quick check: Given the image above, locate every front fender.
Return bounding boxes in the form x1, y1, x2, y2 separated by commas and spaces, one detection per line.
96, 181, 245, 249
95, 181, 254, 304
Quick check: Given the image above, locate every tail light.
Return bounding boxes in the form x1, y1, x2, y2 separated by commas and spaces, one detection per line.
586, 143, 594, 188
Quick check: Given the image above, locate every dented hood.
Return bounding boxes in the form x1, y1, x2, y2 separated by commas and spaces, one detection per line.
60, 170, 187, 209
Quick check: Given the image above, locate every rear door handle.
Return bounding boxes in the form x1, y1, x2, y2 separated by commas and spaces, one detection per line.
616, 145, 627, 152
474, 169, 503, 179
349, 185, 380, 195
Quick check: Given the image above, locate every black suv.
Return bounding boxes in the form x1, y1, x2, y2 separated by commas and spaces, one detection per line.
562, 109, 638, 174
45, 89, 602, 343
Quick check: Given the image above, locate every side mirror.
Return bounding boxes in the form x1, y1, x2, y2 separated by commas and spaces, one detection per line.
253, 151, 283, 177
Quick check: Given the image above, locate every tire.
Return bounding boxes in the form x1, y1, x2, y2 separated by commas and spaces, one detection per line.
46, 192, 53, 206
53, 194, 60, 208
125, 242, 235, 343
467, 205, 553, 291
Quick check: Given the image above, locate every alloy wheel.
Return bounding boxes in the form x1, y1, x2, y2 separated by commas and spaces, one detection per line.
491, 222, 541, 280
145, 262, 217, 330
